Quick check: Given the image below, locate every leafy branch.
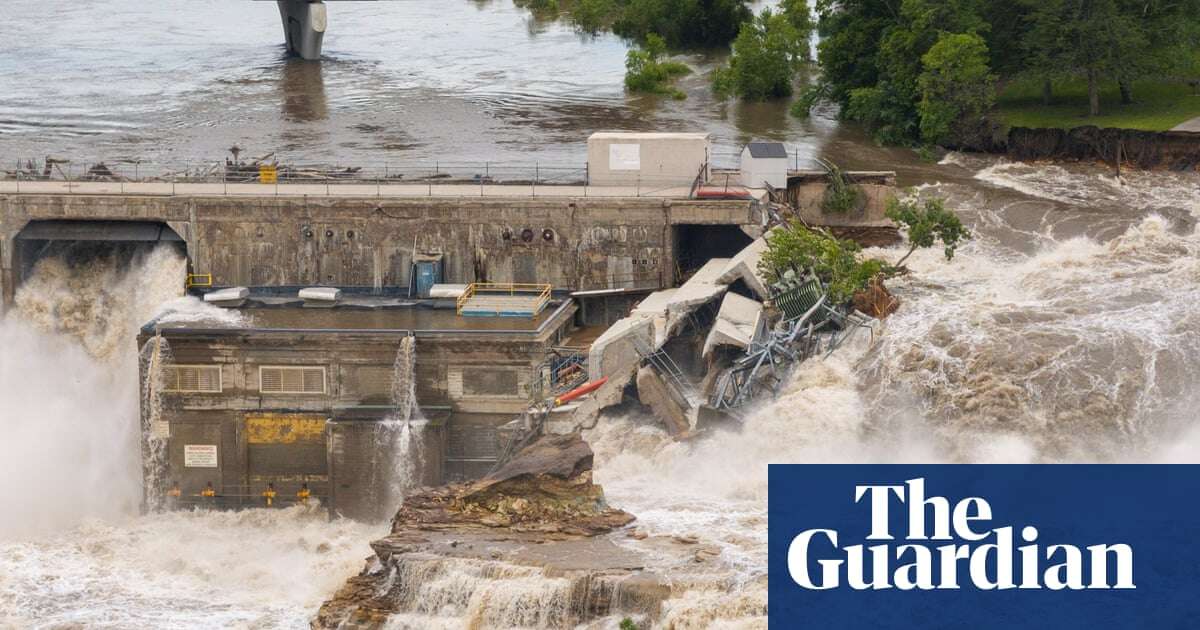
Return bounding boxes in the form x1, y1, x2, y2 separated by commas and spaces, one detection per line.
884, 196, 971, 267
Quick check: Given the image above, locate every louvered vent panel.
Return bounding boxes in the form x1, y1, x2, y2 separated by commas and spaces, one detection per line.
166, 366, 221, 393
260, 366, 326, 394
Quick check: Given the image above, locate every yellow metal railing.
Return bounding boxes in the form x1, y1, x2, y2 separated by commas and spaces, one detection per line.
456, 282, 553, 317
186, 273, 213, 289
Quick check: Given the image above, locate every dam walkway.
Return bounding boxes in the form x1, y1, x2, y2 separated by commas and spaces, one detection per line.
0, 180, 697, 199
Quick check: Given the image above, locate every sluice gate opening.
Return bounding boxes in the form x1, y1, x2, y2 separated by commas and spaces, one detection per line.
14, 220, 187, 289
673, 223, 754, 279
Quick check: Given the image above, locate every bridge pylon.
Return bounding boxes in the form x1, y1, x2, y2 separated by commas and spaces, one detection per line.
278, 0, 326, 60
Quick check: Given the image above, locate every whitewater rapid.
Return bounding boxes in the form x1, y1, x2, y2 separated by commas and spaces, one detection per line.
585, 156, 1200, 628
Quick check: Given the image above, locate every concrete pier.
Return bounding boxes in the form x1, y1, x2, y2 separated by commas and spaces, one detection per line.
278, 0, 327, 60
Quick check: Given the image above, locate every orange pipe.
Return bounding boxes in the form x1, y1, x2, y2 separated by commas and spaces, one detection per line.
554, 377, 608, 406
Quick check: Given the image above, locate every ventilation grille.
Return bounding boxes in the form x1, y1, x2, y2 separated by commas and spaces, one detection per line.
260, 366, 326, 394
165, 365, 222, 393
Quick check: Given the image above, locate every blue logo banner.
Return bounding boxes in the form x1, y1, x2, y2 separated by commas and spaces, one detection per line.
768, 465, 1200, 629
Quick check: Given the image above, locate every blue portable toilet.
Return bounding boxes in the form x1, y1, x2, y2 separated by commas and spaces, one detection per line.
410, 254, 443, 298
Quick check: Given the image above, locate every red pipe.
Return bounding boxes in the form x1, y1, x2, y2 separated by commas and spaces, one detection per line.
554, 377, 608, 406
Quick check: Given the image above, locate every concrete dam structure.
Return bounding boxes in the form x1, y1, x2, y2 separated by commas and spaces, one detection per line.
0, 193, 763, 309
0, 155, 897, 521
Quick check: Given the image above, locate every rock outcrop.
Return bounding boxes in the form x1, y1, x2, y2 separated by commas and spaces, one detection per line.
391, 432, 634, 536
313, 433, 648, 629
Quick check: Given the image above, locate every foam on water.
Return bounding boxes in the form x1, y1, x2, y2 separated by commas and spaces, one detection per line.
0, 507, 381, 629
1, 247, 186, 537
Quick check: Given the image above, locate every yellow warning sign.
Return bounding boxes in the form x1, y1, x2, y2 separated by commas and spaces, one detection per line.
259, 165, 278, 184
245, 413, 325, 444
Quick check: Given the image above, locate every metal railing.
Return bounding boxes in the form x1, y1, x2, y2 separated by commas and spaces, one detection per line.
4, 157, 588, 184
185, 273, 213, 289
456, 282, 553, 317
166, 490, 327, 511
709, 149, 822, 171
528, 351, 588, 403
0, 157, 712, 198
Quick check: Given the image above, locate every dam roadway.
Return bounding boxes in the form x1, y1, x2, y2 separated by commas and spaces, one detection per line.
0, 186, 767, 310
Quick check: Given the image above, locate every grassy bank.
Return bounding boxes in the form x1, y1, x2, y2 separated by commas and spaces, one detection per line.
994, 78, 1200, 131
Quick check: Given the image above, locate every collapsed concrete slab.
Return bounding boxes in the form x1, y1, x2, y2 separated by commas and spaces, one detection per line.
588, 315, 655, 381
665, 258, 730, 329
630, 289, 677, 348
631, 289, 677, 316
637, 365, 692, 437
717, 237, 770, 298
703, 292, 764, 359
545, 367, 636, 435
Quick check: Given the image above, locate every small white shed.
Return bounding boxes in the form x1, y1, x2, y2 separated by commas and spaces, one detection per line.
587, 132, 711, 188
739, 141, 789, 189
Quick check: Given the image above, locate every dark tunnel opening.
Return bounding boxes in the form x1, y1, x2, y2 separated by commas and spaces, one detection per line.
14, 220, 187, 287
672, 223, 754, 279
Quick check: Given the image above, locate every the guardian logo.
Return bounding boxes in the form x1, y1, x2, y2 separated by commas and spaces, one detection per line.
788, 478, 1135, 591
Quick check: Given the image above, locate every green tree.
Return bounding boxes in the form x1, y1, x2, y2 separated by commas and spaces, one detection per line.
713, 8, 809, 100
624, 33, 691, 98
571, 0, 620, 33
614, 0, 752, 47
759, 222, 886, 304
516, 0, 752, 47
816, 0, 988, 144
761, 195, 969, 304
885, 196, 971, 266
779, 0, 816, 58
917, 32, 995, 144
814, 0, 891, 105
1024, 0, 1144, 115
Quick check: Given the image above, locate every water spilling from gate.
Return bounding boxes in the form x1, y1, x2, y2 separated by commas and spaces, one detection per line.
377, 334, 428, 511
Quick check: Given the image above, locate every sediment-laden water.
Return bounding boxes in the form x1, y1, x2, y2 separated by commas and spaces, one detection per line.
1, 162, 1196, 628
581, 157, 1200, 627
0, 0, 816, 167
4, 3, 1200, 627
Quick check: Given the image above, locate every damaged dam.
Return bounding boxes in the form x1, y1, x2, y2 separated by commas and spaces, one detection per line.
0, 133, 899, 625
0, 135, 898, 529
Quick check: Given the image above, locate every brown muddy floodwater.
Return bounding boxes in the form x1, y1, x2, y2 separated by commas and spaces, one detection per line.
0, 0, 833, 169
5, 2, 1200, 627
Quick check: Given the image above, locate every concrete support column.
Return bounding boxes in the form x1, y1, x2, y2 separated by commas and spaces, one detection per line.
277, 0, 327, 61
0, 233, 13, 312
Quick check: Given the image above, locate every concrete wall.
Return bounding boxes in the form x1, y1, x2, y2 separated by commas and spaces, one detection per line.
786, 171, 897, 228
0, 194, 760, 308
141, 309, 573, 519
587, 133, 711, 187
